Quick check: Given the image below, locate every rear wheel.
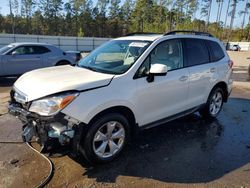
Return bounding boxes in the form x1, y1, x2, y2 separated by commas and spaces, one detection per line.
200, 88, 224, 118
80, 113, 130, 164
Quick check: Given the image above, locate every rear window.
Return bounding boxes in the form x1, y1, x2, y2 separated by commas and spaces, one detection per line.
32, 46, 51, 54
206, 40, 225, 61
185, 39, 210, 66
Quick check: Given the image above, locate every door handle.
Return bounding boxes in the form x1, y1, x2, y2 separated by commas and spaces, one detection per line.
179, 75, 188, 82
210, 68, 216, 73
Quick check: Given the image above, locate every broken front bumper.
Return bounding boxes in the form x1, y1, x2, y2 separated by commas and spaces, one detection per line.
8, 102, 76, 146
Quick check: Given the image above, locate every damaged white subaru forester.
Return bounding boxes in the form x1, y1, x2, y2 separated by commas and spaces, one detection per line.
9, 31, 233, 164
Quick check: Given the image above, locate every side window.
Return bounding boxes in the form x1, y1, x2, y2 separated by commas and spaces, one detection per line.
151, 39, 183, 70
11, 46, 34, 55
137, 55, 150, 78
136, 39, 183, 78
206, 40, 225, 61
185, 39, 209, 66
32, 46, 51, 54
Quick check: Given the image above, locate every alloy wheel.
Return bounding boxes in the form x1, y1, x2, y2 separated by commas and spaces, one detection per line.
209, 91, 223, 116
92, 121, 125, 159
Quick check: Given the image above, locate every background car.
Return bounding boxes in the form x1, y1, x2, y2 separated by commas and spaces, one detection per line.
0, 42, 78, 76
65, 50, 82, 62
231, 44, 241, 51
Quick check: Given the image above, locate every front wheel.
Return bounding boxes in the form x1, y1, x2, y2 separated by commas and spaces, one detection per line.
200, 88, 224, 118
80, 113, 130, 164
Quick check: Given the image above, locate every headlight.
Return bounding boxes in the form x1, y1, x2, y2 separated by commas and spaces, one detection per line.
29, 92, 79, 116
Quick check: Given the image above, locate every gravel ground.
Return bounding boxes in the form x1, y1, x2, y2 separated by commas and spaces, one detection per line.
0, 51, 250, 188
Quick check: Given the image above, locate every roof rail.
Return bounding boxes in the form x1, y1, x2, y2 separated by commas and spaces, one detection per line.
125, 32, 162, 36
164, 30, 214, 37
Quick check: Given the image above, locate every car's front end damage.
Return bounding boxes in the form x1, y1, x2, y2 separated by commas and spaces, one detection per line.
8, 89, 81, 152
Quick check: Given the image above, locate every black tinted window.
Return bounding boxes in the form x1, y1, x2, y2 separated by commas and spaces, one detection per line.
185, 39, 209, 66
32, 46, 50, 54
206, 40, 225, 61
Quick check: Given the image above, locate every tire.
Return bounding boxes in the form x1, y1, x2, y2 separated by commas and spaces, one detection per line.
56, 61, 70, 66
80, 113, 130, 164
199, 87, 224, 118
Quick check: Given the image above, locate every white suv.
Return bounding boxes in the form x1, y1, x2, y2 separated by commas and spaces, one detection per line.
9, 31, 233, 164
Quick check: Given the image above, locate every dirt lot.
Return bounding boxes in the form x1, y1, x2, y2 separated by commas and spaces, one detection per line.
0, 51, 250, 188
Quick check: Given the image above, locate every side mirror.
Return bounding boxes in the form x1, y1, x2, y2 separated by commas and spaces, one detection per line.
147, 64, 168, 82
11, 51, 17, 56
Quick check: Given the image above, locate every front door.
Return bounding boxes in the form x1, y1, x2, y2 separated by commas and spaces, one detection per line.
135, 39, 189, 126
3, 45, 43, 75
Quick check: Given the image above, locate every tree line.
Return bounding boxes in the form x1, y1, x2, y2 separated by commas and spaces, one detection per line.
1, 0, 250, 41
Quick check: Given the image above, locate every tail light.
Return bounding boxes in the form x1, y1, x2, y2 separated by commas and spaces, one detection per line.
228, 60, 234, 68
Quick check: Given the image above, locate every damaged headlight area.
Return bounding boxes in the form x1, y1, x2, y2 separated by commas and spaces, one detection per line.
9, 91, 83, 154
22, 115, 80, 147
29, 92, 79, 116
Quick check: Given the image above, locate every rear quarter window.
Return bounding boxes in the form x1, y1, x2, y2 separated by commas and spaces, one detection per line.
32, 46, 51, 54
185, 38, 210, 66
206, 40, 225, 62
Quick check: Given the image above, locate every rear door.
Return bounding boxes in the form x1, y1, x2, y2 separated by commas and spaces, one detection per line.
3, 45, 44, 75
184, 38, 216, 109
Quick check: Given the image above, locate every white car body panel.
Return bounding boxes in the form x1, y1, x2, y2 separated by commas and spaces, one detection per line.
14, 65, 114, 101
62, 75, 138, 124
187, 62, 216, 109
134, 68, 189, 125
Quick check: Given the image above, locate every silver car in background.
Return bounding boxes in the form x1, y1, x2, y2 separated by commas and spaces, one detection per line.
0, 42, 78, 76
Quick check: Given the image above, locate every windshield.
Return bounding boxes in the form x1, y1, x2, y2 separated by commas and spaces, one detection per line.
0, 45, 14, 54
78, 40, 151, 74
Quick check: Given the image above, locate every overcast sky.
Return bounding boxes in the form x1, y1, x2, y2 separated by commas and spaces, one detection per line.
0, 0, 247, 28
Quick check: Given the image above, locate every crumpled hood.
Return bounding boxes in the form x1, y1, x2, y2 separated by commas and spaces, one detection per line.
14, 65, 114, 101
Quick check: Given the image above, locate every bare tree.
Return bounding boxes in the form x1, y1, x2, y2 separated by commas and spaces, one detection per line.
21, 0, 35, 34
228, 0, 237, 40
216, 0, 221, 22
224, 0, 231, 27
166, 0, 176, 31
218, 0, 224, 23
8, 0, 18, 35
229, 0, 237, 29
201, 0, 212, 30
239, 0, 250, 30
